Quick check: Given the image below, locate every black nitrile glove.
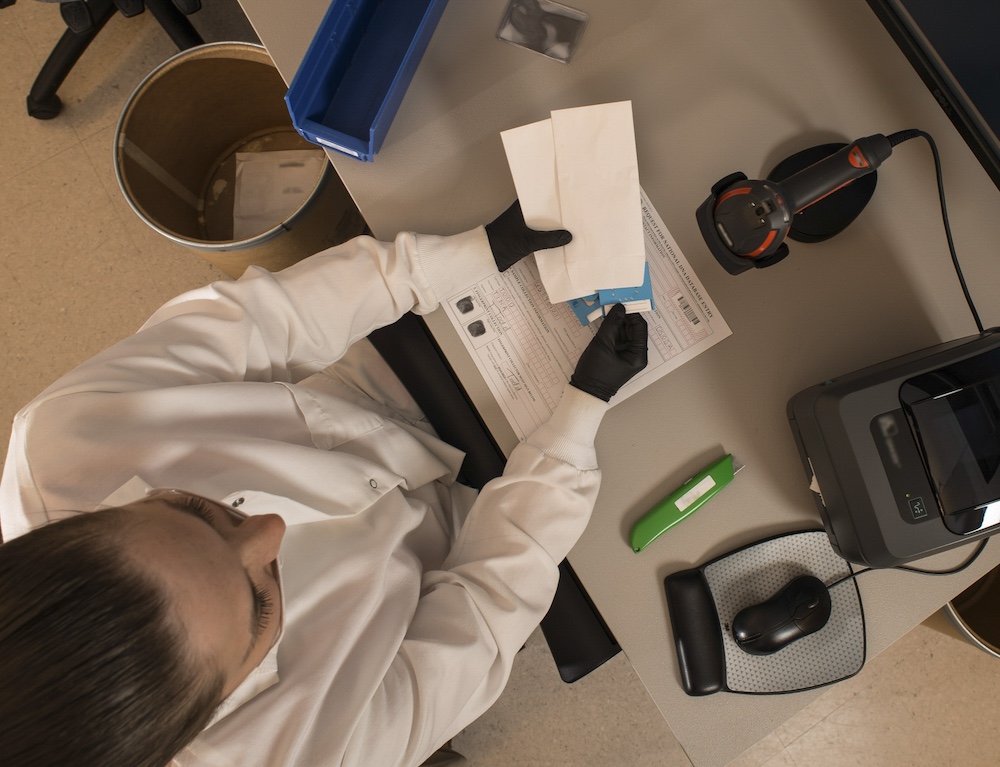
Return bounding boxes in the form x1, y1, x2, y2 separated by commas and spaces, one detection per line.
570, 304, 649, 401
485, 200, 572, 272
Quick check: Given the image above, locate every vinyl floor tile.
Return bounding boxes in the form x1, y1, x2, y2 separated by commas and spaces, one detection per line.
0, 13, 77, 183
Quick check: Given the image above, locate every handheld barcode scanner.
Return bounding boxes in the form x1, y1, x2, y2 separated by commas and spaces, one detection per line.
697, 133, 897, 274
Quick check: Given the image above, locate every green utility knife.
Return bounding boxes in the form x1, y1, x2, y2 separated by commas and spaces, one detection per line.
630, 454, 743, 553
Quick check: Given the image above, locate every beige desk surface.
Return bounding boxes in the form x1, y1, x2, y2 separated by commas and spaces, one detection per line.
239, 1, 1000, 764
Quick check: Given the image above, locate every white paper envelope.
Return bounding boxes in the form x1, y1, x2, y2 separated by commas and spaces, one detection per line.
500, 118, 574, 301
501, 101, 645, 303
500, 118, 561, 227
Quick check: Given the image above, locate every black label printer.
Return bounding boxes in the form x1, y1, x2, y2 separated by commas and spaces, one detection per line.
789, 330, 1000, 567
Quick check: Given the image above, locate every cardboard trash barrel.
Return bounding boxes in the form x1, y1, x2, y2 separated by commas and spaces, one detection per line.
942, 563, 1000, 659
115, 42, 366, 278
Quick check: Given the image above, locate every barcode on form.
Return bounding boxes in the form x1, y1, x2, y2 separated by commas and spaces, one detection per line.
678, 296, 700, 325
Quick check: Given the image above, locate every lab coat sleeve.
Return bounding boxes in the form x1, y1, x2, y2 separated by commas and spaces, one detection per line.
33, 229, 497, 396
341, 385, 611, 767
0, 228, 496, 536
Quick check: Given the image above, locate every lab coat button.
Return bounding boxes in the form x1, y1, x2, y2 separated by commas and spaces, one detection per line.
232, 497, 245, 507
369, 479, 378, 489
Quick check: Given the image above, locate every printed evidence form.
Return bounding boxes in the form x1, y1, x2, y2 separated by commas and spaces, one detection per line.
442, 190, 732, 440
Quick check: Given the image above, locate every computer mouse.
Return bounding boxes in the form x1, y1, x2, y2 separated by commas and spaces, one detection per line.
731, 575, 832, 656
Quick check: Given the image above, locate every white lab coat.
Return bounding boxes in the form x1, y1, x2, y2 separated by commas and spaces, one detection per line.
0, 227, 610, 767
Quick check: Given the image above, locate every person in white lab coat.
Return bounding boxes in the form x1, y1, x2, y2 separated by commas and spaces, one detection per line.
0, 202, 648, 767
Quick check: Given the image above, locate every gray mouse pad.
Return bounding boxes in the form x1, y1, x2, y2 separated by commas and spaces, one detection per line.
703, 530, 866, 693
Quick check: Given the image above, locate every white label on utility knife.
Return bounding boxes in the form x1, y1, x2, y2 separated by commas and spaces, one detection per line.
675, 476, 717, 512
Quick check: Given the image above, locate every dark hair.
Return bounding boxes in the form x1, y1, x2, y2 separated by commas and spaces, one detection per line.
0, 509, 225, 767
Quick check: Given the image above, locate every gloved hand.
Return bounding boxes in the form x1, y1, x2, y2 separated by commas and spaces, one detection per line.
485, 200, 572, 271
570, 304, 648, 401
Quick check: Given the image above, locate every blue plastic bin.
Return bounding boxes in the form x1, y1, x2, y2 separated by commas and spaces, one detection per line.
286, 0, 450, 162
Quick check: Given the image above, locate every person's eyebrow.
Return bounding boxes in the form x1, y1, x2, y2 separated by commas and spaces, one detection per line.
162, 500, 263, 663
